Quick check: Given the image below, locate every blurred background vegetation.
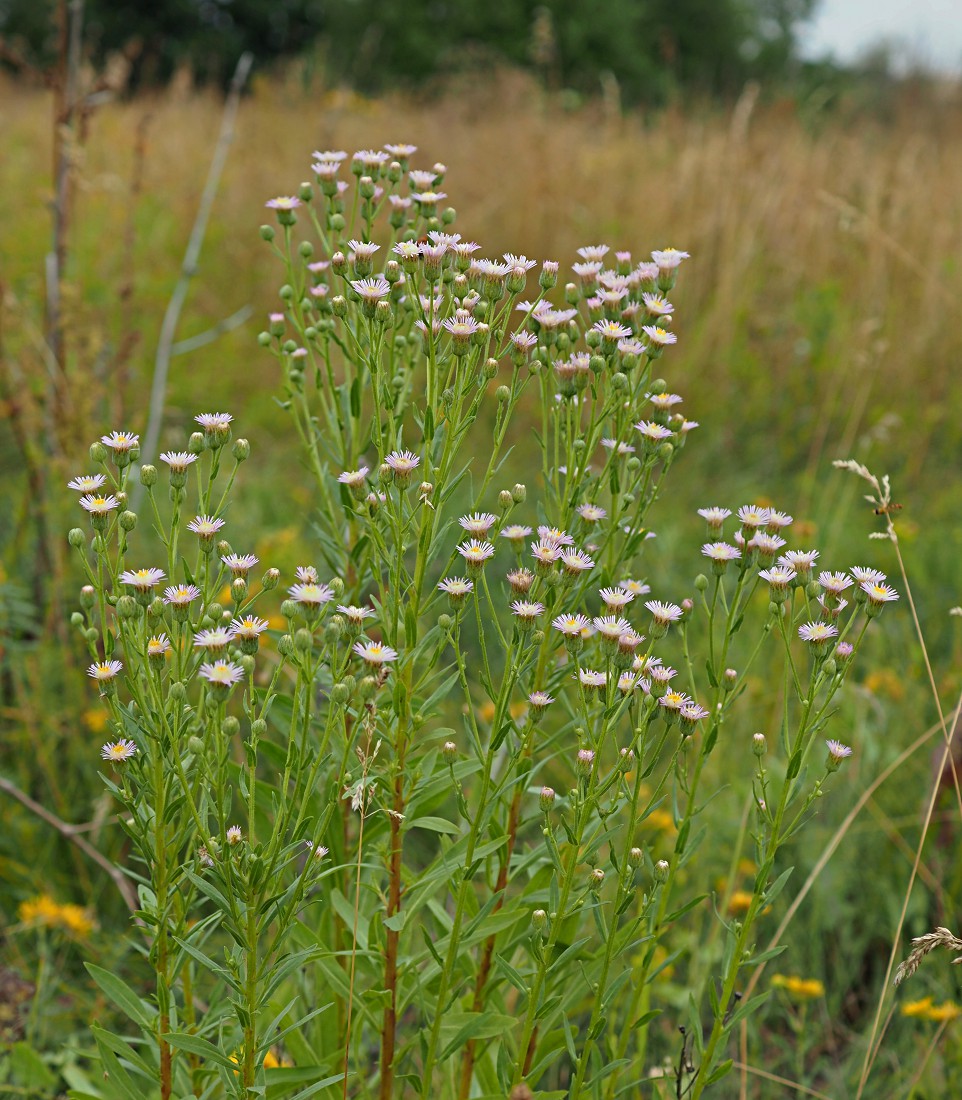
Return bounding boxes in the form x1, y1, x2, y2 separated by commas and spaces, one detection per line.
2, 0, 962, 1096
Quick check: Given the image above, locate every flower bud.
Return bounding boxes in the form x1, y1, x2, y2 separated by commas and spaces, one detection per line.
483, 358, 498, 379
169, 681, 188, 702
251, 718, 267, 738
70, 611, 84, 627
222, 715, 240, 738
539, 786, 556, 811
79, 584, 95, 609
438, 613, 454, 632
68, 528, 86, 549
294, 628, 314, 652
262, 568, 280, 590
628, 846, 644, 868
694, 573, 709, 592
188, 735, 206, 755
442, 740, 458, 763
89, 441, 107, 464
752, 732, 767, 756
653, 859, 669, 883
116, 594, 140, 620
358, 675, 378, 700
260, 224, 275, 241
589, 868, 605, 892
277, 634, 294, 657
231, 578, 247, 604
119, 510, 137, 531
140, 464, 157, 487
724, 668, 737, 690
232, 438, 250, 461
531, 908, 547, 932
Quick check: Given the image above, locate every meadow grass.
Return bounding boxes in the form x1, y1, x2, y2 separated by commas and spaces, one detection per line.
2, 68, 962, 1097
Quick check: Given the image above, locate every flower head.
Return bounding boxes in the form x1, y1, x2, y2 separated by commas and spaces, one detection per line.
553, 613, 591, 638
119, 567, 166, 593
163, 583, 201, 607
101, 431, 139, 454
459, 512, 498, 537
221, 552, 259, 577
88, 660, 123, 682
353, 640, 398, 666
101, 738, 137, 763
195, 412, 233, 433
798, 621, 838, 645
199, 660, 245, 687
188, 514, 226, 539
351, 277, 391, 301
79, 493, 120, 516
68, 474, 107, 492
438, 577, 474, 604
160, 451, 198, 474
288, 582, 334, 607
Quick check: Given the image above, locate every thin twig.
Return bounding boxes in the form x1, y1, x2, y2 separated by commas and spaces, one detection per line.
0, 774, 139, 913
135, 50, 253, 497
169, 304, 253, 357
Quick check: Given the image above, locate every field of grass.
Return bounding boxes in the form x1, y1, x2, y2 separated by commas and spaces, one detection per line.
2, 66, 962, 1097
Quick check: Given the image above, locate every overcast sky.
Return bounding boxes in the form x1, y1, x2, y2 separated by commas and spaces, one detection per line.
801, 0, 962, 72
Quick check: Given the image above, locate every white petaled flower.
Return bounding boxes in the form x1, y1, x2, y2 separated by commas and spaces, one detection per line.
195, 412, 233, 432
353, 640, 398, 666
850, 566, 887, 586
459, 512, 498, 537
392, 241, 421, 261
119, 567, 166, 593
593, 616, 632, 641
766, 510, 793, 530
265, 196, 302, 210
553, 613, 591, 637
384, 451, 420, 484
698, 506, 731, 530
506, 568, 534, 594
500, 525, 533, 547
560, 549, 594, 575
313, 149, 347, 163
188, 514, 225, 538
531, 541, 561, 569
579, 668, 606, 688
861, 581, 899, 606
511, 600, 545, 622
442, 315, 481, 345
199, 660, 245, 686
577, 244, 610, 261
428, 230, 460, 248
618, 672, 639, 693
351, 277, 391, 301
288, 582, 334, 607
779, 549, 819, 579
642, 326, 677, 347
599, 586, 634, 610
528, 690, 554, 711
503, 252, 537, 271
296, 565, 319, 583
826, 739, 853, 766
407, 169, 437, 188
645, 600, 683, 626
818, 571, 853, 595
798, 621, 839, 645
817, 594, 848, 619
336, 605, 375, 626
147, 634, 171, 658
353, 149, 389, 169
650, 665, 678, 686
509, 330, 538, 352
593, 319, 632, 341
337, 467, 369, 487
642, 293, 674, 316
227, 825, 243, 845
679, 702, 709, 726
348, 239, 380, 259
751, 533, 786, 558
601, 437, 636, 456
230, 616, 270, 639
438, 577, 474, 600
163, 583, 200, 607
79, 493, 120, 515
193, 628, 234, 652
649, 392, 682, 411
759, 566, 796, 591
101, 739, 137, 762
618, 338, 645, 356
702, 542, 740, 563
620, 579, 651, 596
457, 540, 496, 567
635, 420, 674, 444
221, 553, 259, 577
651, 248, 690, 270
537, 526, 574, 548
101, 431, 139, 453
68, 474, 107, 492
737, 505, 770, 529
160, 451, 198, 474
88, 659, 123, 682
659, 690, 693, 712
576, 503, 607, 523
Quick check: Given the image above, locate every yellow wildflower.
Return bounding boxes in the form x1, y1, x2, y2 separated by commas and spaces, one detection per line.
901, 996, 962, 1021
645, 809, 676, 833
82, 708, 109, 734
864, 667, 904, 702
771, 974, 824, 1000
728, 890, 754, 915
18, 894, 94, 937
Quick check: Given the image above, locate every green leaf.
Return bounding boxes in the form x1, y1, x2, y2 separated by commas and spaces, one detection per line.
786, 749, 803, 780
407, 816, 461, 835
382, 911, 405, 932
85, 964, 154, 1029
439, 1011, 517, 1060
165, 1032, 239, 1069
763, 866, 794, 907
10, 1043, 57, 1090
706, 1059, 734, 1086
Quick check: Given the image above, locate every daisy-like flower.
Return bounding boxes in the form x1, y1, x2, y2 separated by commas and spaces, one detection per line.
509, 330, 539, 355
601, 438, 636, 456
659, 690, 693, 716
288, 582, 334, 608
163, 583, 201, 607
195, 412, 233, 434
850, 566, 887, 587
817, 594, 848, 621
642, 325, 677, 348
593, 319, 632, 345
353, 148, 390, 170
88, 659, 123, 682
457, 540, 496, 575
199, 660, 245, 687
779, 549, 819, 582
119, 567, 166, 593
649, 392, 682, 414
530, 540, 561, 572
650, 665, 678, 687
620, 579, 651, 596
528, 690, 554, 716
335, 605, 375, 627
313, 149, 347, 163
702, 542, 741, 573
759, 565, 796, 598
737, 505, 770, 530
305, 840, 330, 861
506, 568, 534, 595
353, 640, 398, 666
645, 601, 683, 634
337, 466, 370, 500
187, 515, 226, 544
818, 571, 852, 595
295, 566, 318, 583
101, 430, 140, 455
825, 739, 853, 770
442, 313, 481, 353
226, 825, 243, 845
392, 240, 422, 263
861, 580, 899, 612
579, 668, 606, 689
766, 510, 793, 531
577, 244, 610, 262
101, 739, 137, 763
537, 526, 574, 548
576, 503, 607, 523
146, 634, 171, 659
193, 627, 234, 653
553, 613, 591, 638
642, 293, 674, 317
348, 239, 380, 259
751, 533, 786, 561
635, 420, 674, 446
618, 671, 639, 693
230, 616, 270, 640
679, 701, 709, 728
798, 621, 838, 646
593, 615, 632, 642
503, 252, 537, 271
500, 524, 533, 549
459, 512, 498, 537
265, 196, 302, 211
698, 506, 731, 532
159, 451, 198, 476
438, 577, 474, 606
651, 248, 690, 270
350, 276, 391, 301
511, 600, 545, 628
384, 450, 420, 488
68, 474, 107, 492
559, 549, 594, 577
599, 586, 634, 610
835, 641, 854, 663
79, 493, 120, 518
221, 553, 259, 578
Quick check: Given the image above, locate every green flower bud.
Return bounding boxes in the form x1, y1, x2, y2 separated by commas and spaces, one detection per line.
70, 611, 84, 627
279, 284, 295, 300
358, 675, 377, 700
169, 681, 188, 702
496, 384, 510, 403
231, 578, 247, 603
628, 846, 644, 868
140, 464, 157, 487
89, 441, 107, 464
498, 489, 513, 510
653, 859, 670, 883
694, 573, 709, 592
222, 715, 240, 738
752, 732, 767, 756
119, 510, 137, 531
84, 627, 99, 644
281, 599, 298, 619
188, 735, 206, 755
539, 785, 556, 810
329, 213, 346, 232
259, 224, 275, 241
438, 613, 454, 632
251, 718, 267, 738
483, 358, 498, 379
441, 740, 458, 763
68, 528, 86, 548
262, 568, 280, 590
188, 431, 206, 454
79, 585, 95, 608
531, 908, 547, 931
232, 438, 250, 461
589, 868, 605, 892
330, 682, 351, 706
512, 483, 526, 503
116, 594, 140, 620
277, 634, 294, 657
441, 206, 456, 225
294, 628, 314, 652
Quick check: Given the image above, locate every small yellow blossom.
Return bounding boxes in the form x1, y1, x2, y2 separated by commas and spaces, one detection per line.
901, 996, 962, 1021
865, 667, 904, 702
18, 894, 94, 937
82, 708, 109, 734
646, 809, 676, 833
728, 890, 754, 915
771, 974, 824, 1000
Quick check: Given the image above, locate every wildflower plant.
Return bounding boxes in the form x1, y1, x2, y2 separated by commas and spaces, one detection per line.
68, 145, 899, 1098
